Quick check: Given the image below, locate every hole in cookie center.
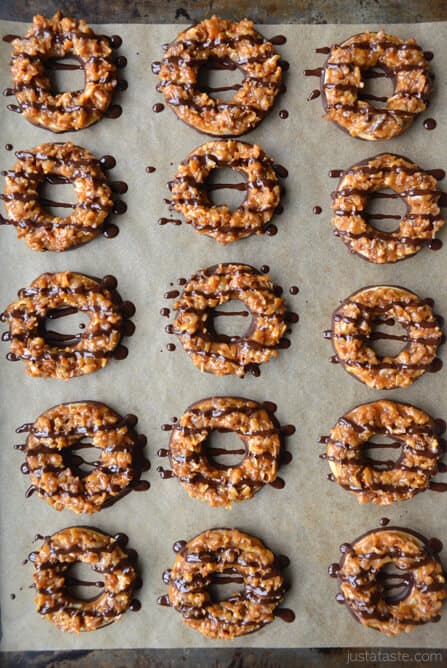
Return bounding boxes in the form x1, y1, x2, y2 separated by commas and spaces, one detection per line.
378, 562, 413, 605
371, 316, 407, 357
40, 176, 77, 217
359, 67, 394, 108
44, 308, 90, 346
65, 562, 105, 602
206, 167, 247, 210
209, 572, 245, 603
364, 434, 401, 469
47, 56, 85, 94
204, 430, 246, 468
365, 189, 406, 233
62, 439, 99, 479
198, 57, 243, 102
210, 299, 251, 339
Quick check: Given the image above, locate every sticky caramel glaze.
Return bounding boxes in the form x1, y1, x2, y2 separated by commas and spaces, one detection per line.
155, 16, 282, 136
329, 285, 444, 389
171, 263, 290, 377
329, 527, 446, 636
32, 527, 140, 633
161, 396, 293, 508
21, 402, 149, 514
2, 142, 113, 251
320, 31, 432, 140
322, 400, 442, 504
1, 272, 135, 379
160, 528, 290, 639
7, 12, 120, 132
167, 140, 281, 244
331, 153, 445, 263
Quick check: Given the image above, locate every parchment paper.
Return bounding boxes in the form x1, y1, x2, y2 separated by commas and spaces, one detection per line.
1, 21, 447, 651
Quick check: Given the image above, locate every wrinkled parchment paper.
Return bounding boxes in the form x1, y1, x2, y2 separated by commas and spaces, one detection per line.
1, 21, 447, 650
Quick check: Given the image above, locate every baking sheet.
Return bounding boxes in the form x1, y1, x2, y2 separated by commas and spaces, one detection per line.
1, 21, 447, 651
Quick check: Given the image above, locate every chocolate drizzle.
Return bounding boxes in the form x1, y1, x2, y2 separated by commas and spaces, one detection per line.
19, 406, 150, 509
164, 264, 297, 377
158, 400, 294, 495
327, 291, 444, 379
31, 528, 141, 622
2, 274, 135, 370
423, 118, 437, 130
307, 89, 321, 101
164, 150, 287, 239
159, 531, 292, 631
330, 527, 446, 629
0, 148, 126, 242
4, 25, 126, 129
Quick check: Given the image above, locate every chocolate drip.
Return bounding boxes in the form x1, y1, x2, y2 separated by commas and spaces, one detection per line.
429, 481, 447, 492
99, 155, 116, 170
307, 89, 321, 101
304, 67, 322, 77
274, 608, 295, 622
105, 105, 122, 119
423, 118, 437, 130
158, 217, 182, 226
157, 594, 171, 606
173, 540, 187, 553
270, 35, 287, 45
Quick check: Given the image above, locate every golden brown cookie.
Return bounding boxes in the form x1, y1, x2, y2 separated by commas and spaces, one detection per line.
331, 153, 444, 263
322, 400, 443, 504
329, 285, 444, 389
329, 527, 446, 636
8, 12, 118, 132
21, 402, 149, 513
3, 142, 113, 251
167, 140, 281, 243
31, 527, 140, 633
163, 396, 282, 507
159, 528, 290, 639
321, 31, 432, 140
170, 263, 288, 377
1, 272, 135, 379
155, 16, 282, 136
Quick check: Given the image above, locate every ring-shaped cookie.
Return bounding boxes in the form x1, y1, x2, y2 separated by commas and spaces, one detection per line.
172, 263, 287, 377
9, 12, 118, 132
2, 271, 133, 379
24, 402, 148, 514
331, 154, 444, 263
331, 527, 446, 636
156, 16, 282, 136
321, 31, 432, 141
163, 528, 287, 639
3, 142, 113, 251
324, 400, 441, 504
32, 527, 139, 633
168, 396, 281, 507
330, 285, 444, 389
168, 141, 281, 244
